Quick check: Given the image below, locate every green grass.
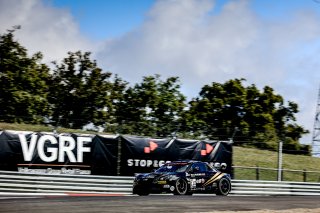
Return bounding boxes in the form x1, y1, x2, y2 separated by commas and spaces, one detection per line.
1, 122, 320, 182
233, 146, 320, 182
0, 122, 97, 134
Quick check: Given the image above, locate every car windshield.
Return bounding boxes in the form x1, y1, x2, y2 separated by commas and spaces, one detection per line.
155, 163, 189, 173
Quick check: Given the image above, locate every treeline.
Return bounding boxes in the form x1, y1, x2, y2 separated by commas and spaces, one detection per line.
0, 27, 310, 155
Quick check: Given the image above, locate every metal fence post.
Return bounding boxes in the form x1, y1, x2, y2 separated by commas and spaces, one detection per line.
256, 166, 260, 180
277, 140, 283, 181
303, 169, 307, 182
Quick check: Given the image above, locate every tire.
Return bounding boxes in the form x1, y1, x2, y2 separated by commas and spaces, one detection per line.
186, 191, 193, 195
133, 186, 149, 196
215, 177, 231, 196
173, 178, 188, 195
137, 191, 149, 196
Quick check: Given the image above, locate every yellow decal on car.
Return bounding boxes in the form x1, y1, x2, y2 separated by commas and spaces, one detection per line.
203, 172, 224, 187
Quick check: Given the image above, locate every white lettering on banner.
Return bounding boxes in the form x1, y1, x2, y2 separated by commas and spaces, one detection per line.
38, 135, 58, 162
18, 134, 91, 163
127, 159, 170, 167
19, 134, 37, 161
77, 137, 91, 162
58, 136, 76, 162
18, 167, 91, 175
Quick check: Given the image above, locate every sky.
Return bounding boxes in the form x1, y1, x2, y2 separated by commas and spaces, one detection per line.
1, 0, 320, 148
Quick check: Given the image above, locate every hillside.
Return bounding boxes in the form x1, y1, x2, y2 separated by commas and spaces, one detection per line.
233, 146, 320, 182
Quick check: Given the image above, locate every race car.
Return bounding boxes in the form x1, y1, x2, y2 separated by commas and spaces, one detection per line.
132, 161, 231, 196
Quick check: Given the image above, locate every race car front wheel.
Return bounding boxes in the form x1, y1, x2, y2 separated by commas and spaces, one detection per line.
215, 177, 231, 196
173, 178, 188, 195
137, 191, 149, 196
133, 186, 149, 196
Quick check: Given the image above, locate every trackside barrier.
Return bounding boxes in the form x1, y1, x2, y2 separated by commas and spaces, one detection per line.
0, 170, 134, 195
231, 180, 320, 196
1, 170, 320, 196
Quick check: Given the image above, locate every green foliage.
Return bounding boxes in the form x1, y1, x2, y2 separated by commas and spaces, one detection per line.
49, 51, 114, 129
183, 79, 310, 154
0, 26, 51, 123
115, 74, 186, 137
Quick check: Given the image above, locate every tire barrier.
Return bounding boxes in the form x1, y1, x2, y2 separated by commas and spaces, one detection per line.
1, 170, 320, 196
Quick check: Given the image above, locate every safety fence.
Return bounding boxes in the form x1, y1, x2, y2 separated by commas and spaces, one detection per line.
233, 166, 320, 182
1, 170, 320, 196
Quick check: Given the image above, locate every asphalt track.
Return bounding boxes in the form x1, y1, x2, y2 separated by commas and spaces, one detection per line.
1, 195, 320, 213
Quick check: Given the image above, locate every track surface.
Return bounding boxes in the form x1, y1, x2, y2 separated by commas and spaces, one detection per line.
1, 195, 320, 213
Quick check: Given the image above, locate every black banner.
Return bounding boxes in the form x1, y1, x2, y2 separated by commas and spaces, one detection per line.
0, 130, 232, 176
120, 136, 232, 175
90, 134, 118, 175
120, 136, 174, 175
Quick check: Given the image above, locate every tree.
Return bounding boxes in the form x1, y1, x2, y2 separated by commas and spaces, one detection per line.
181, 79, 247, 140
103, 74, 129, 133
49, 51, 113, 129
183, 79, 309, 154
115, 75, 186, 137
0, 26, 51, 123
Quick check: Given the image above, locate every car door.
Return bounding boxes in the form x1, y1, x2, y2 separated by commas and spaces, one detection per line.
189, 163, 208, 190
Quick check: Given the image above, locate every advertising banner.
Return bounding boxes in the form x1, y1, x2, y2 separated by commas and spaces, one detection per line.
0, 130, 24, 171
0, 130, 232, 176
120, 136, 232, 175
90, 134, 118, 175
0, 131, 119, 175
120, 136, 174, 175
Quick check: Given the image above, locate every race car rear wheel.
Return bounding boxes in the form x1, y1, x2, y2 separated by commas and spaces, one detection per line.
173, 178, 188, 195
215, 177, 231, 196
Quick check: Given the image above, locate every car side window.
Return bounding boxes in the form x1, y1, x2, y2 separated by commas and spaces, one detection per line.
191, 163, 207, 173
197, 163, 207, 172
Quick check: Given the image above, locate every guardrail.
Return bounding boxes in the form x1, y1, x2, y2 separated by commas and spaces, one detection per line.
1, 170, 320, 196
232, 180, 320, 196
0, 170, 134, 195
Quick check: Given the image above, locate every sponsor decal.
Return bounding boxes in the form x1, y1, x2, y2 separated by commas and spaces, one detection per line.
191, 173, 206, 177
19, 134, 91, 163
157, 180, 167, 184
144, 141, 158, 153
203, 172, 224, 187
191, 179, 196, 188
201, 144, 214, 156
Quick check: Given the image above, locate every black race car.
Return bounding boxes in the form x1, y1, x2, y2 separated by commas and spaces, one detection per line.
132, 161, 231, 196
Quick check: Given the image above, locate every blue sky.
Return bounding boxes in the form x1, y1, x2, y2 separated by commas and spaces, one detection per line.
47, 0, 320, 39
1, 0, 320, 147
48, 0, 155, 39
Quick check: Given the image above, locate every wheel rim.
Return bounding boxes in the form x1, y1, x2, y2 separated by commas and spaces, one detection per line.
220, 179, 230, 194
176, 179, 187, 194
